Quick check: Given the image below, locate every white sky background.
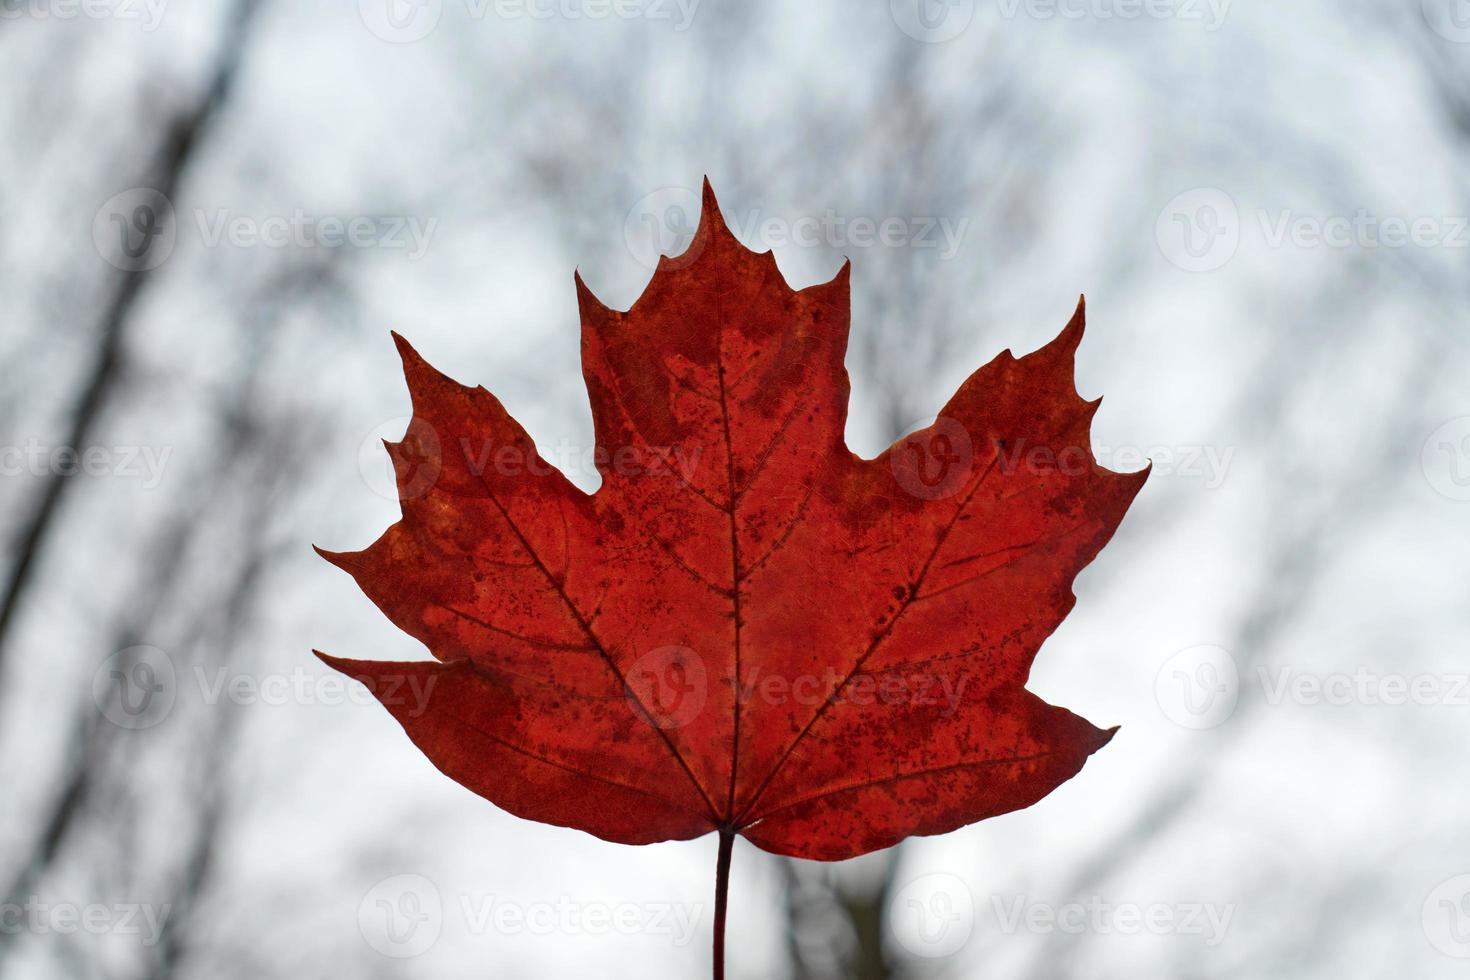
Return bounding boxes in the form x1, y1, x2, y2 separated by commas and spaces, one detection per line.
1, 0, 1468, 977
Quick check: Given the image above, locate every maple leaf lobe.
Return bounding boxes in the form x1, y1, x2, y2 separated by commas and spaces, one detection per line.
317, 179, 1147, 860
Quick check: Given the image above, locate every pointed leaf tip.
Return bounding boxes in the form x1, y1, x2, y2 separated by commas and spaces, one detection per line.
697, 177, 728, 237
388, 331, 460, 409
391, 330, 431, 377
1066, 294, 1086, 339
1042, 295, 1086, 359
314, 649, 370, 679
574, 269, 612, 316
314, 545, 361, 574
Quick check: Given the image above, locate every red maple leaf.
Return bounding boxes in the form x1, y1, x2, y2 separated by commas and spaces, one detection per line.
317, 180, 1146, 974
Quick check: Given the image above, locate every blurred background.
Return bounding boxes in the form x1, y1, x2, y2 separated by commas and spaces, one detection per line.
2, 0, 1468, 976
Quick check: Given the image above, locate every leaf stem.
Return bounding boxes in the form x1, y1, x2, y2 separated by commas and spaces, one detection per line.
713, 828, 734, 980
